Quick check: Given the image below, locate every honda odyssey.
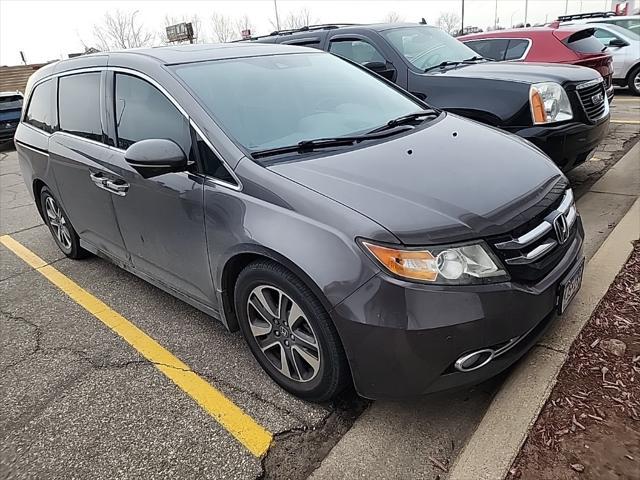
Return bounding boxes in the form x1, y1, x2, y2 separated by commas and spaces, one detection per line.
15, 44, 584, 401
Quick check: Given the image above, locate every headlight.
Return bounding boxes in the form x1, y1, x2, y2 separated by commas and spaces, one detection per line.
530, 82, 572, 124
361, 240, 509, 285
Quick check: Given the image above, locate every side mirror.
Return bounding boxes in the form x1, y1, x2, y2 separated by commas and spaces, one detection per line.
362, 61, 396, 81
608, 38, 628, 47
124, 139, 187, 178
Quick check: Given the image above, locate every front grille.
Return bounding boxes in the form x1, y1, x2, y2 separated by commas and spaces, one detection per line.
576, 79, 607, 122
489, 188, 578, 283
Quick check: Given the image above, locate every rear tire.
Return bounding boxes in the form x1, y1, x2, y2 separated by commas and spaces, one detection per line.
40, 187, 89, 259
628, 65, 640, 96
234, 259, 350, 402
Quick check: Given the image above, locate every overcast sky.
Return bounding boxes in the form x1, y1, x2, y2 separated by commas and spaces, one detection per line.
1, 0, 612, 66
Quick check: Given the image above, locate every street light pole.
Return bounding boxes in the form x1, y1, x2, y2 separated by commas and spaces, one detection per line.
494, 0, 498, 28
461, 0, 465, 35
273, 0, 281, 31
524, 0, 529, 25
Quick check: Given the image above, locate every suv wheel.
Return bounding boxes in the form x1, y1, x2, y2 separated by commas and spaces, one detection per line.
40, 187, 88, 259
234, 260, 349, 402
629, 65, 640, 96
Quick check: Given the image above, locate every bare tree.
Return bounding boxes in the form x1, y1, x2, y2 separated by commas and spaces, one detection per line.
91, 10, 155, 51
235, 14, 254, 38
211, 12, 235, 42
435, 12, 461, 35
271, 8, 316, 30
383, 12, 404, 23
161, 14, 203, 44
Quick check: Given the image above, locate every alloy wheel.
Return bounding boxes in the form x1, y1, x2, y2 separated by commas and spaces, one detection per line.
246, 285, 321, 382
45, 195, 72, 251
635, 71, 640, 93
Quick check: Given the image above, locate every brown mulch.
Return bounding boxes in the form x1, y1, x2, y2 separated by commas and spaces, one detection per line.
509, 242, 640, 480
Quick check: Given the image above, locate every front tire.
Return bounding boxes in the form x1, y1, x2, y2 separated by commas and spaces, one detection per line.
234, 260, 349, 402
628, 65, 640, 96
40, 187, 88, 259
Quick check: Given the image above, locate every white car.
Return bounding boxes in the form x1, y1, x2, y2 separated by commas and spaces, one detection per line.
559, 13, 639, 33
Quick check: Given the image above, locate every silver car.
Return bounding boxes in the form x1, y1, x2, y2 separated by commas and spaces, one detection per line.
586, 23, 640, 94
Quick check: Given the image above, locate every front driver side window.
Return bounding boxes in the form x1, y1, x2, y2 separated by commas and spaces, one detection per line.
329, 39, 386, 65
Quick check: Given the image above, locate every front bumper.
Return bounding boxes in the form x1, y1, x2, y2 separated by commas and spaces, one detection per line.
0, 122, 18, 142
513, 115, 609, 171
331, 219, 584, 400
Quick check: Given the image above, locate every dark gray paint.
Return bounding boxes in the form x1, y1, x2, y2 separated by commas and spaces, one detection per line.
14, 44, 584, 398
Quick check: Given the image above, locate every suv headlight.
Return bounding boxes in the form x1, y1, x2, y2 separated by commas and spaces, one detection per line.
361, 240, 509, 285
530, 82, 572, 124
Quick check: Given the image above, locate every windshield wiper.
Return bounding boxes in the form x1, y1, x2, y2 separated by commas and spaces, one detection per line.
366, 110, 439, 134
252, 128, 416, 159
424, 56, 490, 73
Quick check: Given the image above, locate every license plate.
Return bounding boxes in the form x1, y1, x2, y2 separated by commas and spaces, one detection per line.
558, 258, 584, 314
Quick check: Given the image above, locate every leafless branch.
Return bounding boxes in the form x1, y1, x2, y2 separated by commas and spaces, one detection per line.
211, 12, 235, 43
91, 10, 155, 51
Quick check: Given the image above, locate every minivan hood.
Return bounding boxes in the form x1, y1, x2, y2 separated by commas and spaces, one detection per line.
430, 61, 600, 84
270, 114, 564, 245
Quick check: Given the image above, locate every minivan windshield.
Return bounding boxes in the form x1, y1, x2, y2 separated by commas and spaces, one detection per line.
382, 26, 481, 71
172, 52, 424, 152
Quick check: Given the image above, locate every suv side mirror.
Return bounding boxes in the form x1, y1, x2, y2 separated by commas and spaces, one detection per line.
362, 61, 396, 81
608, 38, 628, 47
124, 138, 187, 178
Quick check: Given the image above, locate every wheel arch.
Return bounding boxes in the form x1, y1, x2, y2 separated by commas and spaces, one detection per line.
32, 178, 48, 222
217, 244, 333, 332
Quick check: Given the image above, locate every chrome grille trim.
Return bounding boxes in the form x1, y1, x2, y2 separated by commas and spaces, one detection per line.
505, 239, 557, 265
576, 78, 608, 122
494, 188, 576, 266
494, 221, 552, 250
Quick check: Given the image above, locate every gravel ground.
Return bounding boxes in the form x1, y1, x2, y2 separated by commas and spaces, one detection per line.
509, 242, 640, 480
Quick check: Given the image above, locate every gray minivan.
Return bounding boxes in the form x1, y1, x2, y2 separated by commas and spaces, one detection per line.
14, 43, 584, 401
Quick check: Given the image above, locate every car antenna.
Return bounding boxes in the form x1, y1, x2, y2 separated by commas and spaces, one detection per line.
419, 17, 427, 24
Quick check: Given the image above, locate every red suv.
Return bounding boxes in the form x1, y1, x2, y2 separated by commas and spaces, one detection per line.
460, 27, 614, 101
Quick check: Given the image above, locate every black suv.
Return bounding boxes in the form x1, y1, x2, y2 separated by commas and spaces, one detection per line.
251, 23, 610, 171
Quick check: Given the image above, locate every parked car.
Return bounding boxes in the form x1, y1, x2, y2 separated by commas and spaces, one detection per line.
459, 26, 614, 101
250, 23, 610, 171
587, 23, 640, 95
558, 12, 640, 33
16, 44, 584, 401
0, 91, 23, 144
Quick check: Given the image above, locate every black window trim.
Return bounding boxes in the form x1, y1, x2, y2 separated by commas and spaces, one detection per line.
24, 66, 241, 191
463, 37, 532, 61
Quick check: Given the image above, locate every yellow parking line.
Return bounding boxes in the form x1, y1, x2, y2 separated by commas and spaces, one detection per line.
611, 120, 640, 124
0, 234, 272, 457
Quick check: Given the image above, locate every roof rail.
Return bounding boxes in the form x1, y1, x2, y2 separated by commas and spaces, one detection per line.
557, 11, 617, 21
234, 23, 359, 41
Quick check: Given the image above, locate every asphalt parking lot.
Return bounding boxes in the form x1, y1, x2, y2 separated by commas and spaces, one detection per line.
1, 91, 639, 480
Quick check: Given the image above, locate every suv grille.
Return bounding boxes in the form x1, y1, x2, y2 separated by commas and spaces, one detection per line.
576, 79, 607, 122
489, 188, 578, 283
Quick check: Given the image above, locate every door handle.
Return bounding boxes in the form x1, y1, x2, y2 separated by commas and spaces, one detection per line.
89, 172, 128, 196
104, 179, 129, 196
90, 172, 107, 186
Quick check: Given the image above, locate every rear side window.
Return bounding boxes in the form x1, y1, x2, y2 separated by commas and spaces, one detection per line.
565, 29, 607, 53
58, 73, 103, 142
114, 73, 190, 151
329, 39, 386, 65
463, 39, 508, 60
504, 39, 529, 60
24, 79, 53, 133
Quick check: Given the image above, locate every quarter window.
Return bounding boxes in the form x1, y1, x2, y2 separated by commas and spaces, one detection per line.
24, 79, 54, 133
329, 39, 386, 65
114, 73, 190, 151
464, 39, 508, 61
58, 73, 103, 142
504, 39, 529, 60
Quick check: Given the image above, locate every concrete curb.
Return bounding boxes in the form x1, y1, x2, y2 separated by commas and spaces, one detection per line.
448, 198, 640, 480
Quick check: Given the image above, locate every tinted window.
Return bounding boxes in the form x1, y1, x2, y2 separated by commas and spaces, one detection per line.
567, 29, 611, 52
504, 39, 529, 60
283, 39, 322, 49
196, 133, 235, 184
58, 73, 103, 142
114, 73, 190, 152
24, 80, 53, 133
172, 53, 422, 153
329, 39, 385, 64
0, 95, 23, 110
464, 39, 508, 60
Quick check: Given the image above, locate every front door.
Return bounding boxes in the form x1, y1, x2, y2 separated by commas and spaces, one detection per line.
106, 71, 215, 306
